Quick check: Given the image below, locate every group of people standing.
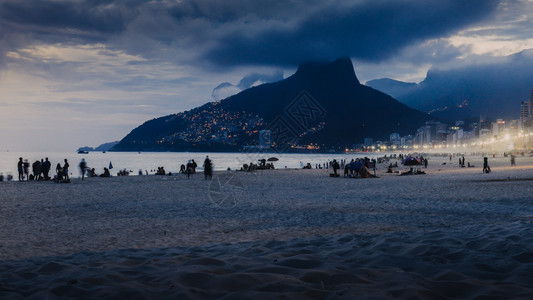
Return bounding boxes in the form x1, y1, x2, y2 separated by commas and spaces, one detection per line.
178, 157, 213, 180
17, 157, 55, 181
15, 157, 83, 183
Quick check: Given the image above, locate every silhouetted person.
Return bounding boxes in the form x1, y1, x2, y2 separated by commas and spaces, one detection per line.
32, 160, 41, 180
191, 159, 197, 174
42, 158, 51, 180
483, 157, 491, 173
17, 157, 24, 181
23, 160, 30, 181
39, 159, 44, 180
332, 159, 340, 177
186, 160, 194, 179
203, 156, 213, 180
180, 164, 186, 173
56, 163, 63, 182
79, 158, 87, 180
424, 158, 428, 168
511, 155, 516, 166
100, 167, 110, 177
63, 159, 70, 181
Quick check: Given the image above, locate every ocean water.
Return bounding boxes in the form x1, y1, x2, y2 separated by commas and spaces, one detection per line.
0, 151, 383, 179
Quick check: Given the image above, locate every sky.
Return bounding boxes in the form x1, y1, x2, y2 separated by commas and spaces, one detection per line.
1, 0, 533, 151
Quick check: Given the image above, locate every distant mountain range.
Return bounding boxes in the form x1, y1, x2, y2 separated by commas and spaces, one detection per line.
111, 58, 430, 152
366, 50, 533, 120
78, 141, 119, 152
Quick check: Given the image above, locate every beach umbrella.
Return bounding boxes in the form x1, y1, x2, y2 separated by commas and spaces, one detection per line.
402, 157, 421, 166
267, 157, 279, 161
109, 161, 113, 169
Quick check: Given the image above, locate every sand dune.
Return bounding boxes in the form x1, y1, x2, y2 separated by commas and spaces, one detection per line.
0, 155, 532, 298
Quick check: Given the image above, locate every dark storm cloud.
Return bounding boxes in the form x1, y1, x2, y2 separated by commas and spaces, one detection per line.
0, 0, 501, 69
0, 0, 137, 35
203, 0, 500, 66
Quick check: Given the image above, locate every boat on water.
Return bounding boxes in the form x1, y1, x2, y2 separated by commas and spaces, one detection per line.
77, 150, 89, 154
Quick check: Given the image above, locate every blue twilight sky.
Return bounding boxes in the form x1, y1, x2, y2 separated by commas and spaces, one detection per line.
1, 0, 533, 151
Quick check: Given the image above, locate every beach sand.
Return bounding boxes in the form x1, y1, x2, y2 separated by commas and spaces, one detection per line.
1, 155, 532, 299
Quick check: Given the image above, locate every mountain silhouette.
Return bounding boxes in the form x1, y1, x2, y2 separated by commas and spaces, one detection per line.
367, 50, 533, 120
112, 58, 430, 152
366, 78, 418, 98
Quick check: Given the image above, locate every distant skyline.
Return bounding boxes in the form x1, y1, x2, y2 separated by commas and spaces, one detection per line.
1, 0, 533, 151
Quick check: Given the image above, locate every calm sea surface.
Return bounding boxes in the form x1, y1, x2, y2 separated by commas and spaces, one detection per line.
0, 151, 384, 178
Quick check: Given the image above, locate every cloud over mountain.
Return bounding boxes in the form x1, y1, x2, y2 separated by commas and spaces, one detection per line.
0, 0, 500, 70
211, 71, 284, 99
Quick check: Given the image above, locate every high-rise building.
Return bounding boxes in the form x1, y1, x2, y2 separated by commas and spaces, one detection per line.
520, 90, 533, 132
520, 101, 531, 131
424, 121, 440, 144
491, 119, 505, 137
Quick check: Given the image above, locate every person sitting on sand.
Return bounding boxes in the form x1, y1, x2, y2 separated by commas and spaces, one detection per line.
180, 164, 186, 173
100, 167, 111, 177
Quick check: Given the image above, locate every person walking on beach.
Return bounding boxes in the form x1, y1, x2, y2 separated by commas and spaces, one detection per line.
203, 156, 213, 180
63, 159, 70, 181
23, 159, 30, 181
510, 155, 516, 166
79, 158, 87, 181
483, 157, 491, 173
17, 157, 24, 181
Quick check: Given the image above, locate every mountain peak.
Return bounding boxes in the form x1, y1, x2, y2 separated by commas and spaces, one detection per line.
113, 56, 429, 152
295, 57, 360, 85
